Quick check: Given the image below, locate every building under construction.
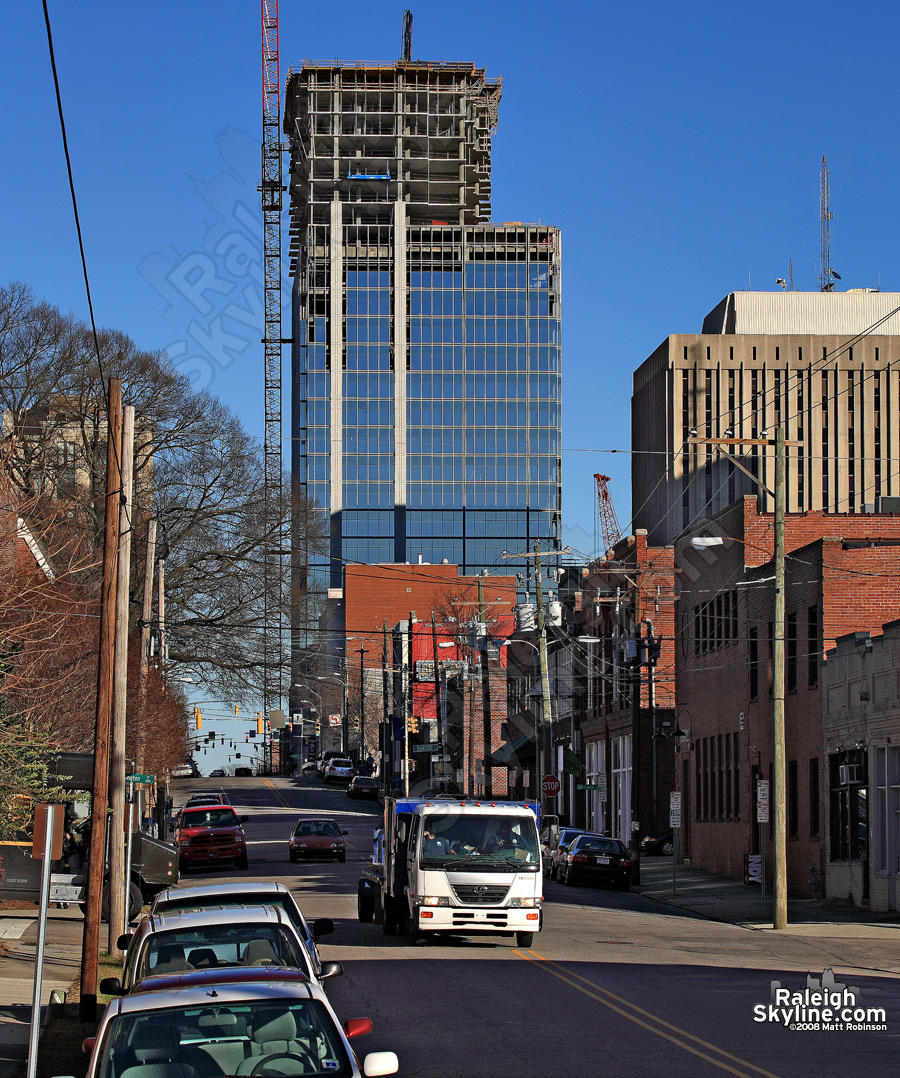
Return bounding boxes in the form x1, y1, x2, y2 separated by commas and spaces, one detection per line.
284, 57, 563, 655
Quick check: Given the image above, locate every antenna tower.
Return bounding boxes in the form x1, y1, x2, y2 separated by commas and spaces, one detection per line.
260, 0, 284, 754
593, 474, 621, 556
819, 155, 834, 291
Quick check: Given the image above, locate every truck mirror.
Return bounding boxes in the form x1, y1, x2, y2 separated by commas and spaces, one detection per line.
240, 815, 249, 823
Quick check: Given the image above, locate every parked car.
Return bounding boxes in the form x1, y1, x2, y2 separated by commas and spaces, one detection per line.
641, 830, 675, 856
558, 834, 633, 890
173, 804, 249, 871
234, 766, 253, 777
543, 827, 589, 879
209, 768, 226, 777
347, 776, 379, 801
85, 971, 398, 1078
323, 758, 355, 784
290, 817, 348, 862
150, 880, 334, 985
106, 905, 339, 994
317, 750, 346, 778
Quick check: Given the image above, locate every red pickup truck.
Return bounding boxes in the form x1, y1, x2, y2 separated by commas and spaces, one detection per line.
174, 805, 249, 871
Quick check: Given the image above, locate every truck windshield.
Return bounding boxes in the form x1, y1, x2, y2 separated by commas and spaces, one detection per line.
420, 813, 539, 867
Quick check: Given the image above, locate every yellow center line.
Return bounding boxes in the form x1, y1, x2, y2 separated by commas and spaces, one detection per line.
260, 777, 291, 811
513, 950, 780, 1078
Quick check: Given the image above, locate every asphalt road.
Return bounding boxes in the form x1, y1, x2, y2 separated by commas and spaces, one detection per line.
97, 776, 900, 1076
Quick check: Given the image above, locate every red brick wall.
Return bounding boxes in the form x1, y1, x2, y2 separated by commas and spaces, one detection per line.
676, 499, 900, 892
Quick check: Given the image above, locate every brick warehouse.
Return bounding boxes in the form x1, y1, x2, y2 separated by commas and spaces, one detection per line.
674, 496, 900, 895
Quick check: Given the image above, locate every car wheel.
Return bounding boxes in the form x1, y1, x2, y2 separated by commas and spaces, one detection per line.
338, 854, 346, 863
236, 852, 249, 870
515, 931, 534, 947
289, 853, 297, 863
661, 841, 674, 856
615, 879, 631, 891
562, 867, 574, 886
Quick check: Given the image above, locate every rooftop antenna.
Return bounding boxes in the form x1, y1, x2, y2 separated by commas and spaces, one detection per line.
402, 9, 413, 61
819, 156, 839, 291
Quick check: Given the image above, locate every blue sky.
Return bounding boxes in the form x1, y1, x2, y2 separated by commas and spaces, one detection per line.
4, 0, 900, 555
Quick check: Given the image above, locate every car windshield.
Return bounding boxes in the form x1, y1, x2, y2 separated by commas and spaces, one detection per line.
577, 838, 625, 855
354, 778, 377, 786
138, 923, 306, 982
95, 999, 353, 1078
419, 813, 539, 867
329, 760, 352, 768
181, 808, 239, 827
293, 820, 341, 837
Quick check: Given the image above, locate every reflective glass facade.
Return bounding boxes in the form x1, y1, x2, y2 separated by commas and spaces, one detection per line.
286, 62, 561, 600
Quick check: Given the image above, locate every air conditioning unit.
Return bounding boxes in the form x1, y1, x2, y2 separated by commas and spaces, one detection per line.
838, 763, 861, 786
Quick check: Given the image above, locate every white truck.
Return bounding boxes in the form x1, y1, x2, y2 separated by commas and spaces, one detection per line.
357, 797, 542, 946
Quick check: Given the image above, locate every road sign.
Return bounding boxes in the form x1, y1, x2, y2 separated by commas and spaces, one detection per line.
125, 773, 154, 785
757, 780, 770, 823
669, 791, 682, 829
576, 783, 601, 791
542, 774, 561, 798
327, 714, 342, 727
413, 742, 442, 753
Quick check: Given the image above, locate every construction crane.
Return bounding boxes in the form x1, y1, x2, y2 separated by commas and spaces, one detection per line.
593, 474, 621, 556
259, 0, 284, 750
401, 10, 413, 61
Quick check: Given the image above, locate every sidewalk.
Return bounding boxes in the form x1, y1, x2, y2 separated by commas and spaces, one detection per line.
0, 912, 82, 1078
637, 855, 900, 937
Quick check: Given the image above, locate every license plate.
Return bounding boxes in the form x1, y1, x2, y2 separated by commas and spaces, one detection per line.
208, 851, 219, 859
596, 856, 610, 865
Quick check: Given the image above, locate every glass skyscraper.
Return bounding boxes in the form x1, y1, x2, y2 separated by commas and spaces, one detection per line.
284, 59, 561, 599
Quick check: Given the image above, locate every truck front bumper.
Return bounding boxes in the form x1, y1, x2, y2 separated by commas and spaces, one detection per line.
415, 905, 541, 933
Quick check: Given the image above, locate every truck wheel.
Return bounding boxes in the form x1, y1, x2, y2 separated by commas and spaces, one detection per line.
515, 932, 534, 948
382, 896, 399, 936
357, 881, 375, 923
236, 853, 249, 870
100, 882, 143, 923
406, 916, 425, 946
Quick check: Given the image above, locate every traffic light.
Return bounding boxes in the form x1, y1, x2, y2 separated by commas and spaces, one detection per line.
408, 716, 419, 734
236, 753, 242, 759
234, 704, 239, 715
194, 707, 202, 730
256, 713, 264, 735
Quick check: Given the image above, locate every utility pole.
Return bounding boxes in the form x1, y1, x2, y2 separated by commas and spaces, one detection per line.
80, 377, 122, 1022
688, 430, 790, 928
138, 519, 156, 699
157, 557, 166, 669
630, 577, 644, 886
341, 659, 349, 757
382, 620, 391, 797
405, 613, 415, 795
476, 580, 494, 798
357, 644, 368, 773
532, 543, 554, 813
108, 404, 134, 956
431, 613, 442, 777
773, 426, 787, 929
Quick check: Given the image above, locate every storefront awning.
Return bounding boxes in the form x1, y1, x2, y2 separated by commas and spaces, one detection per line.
486, 735, 536, 768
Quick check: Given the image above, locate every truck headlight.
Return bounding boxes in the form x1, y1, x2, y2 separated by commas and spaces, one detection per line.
508, 897, 540, 908
419, 896, 449, 907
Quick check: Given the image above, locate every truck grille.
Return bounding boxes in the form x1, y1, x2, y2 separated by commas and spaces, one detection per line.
451, 884, 509, 905
193, 833, 233, 846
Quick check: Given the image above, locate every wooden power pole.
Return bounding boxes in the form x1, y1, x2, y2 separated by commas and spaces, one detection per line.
80, 377, 122, 1022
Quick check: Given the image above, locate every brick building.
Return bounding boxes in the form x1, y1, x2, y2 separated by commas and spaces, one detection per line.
675, 496, 900, 894
565, 532, 677, 843
823, 623, 900, 912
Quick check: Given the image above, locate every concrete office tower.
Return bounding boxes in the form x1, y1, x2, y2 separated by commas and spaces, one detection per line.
632, 290, 900, 544
284, 60, 562, 605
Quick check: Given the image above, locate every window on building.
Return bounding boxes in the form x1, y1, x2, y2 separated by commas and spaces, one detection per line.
809, 757, 820, 838
725, 733, 733, 818
873, 745, 900, 874
829, 751, 867, 861
749, 628, 759, 700
788, 760, 798, 837
733, 733, 740, 819
808, 605, 819, 688
702, 738, 709, 819
787, 612, 797, 692
695, 744, 702, 822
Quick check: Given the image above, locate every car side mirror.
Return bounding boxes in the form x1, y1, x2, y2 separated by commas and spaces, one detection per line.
99, 977, 123, 996
363, 1051, 399, 1076
116, 934, 131, 950
82, 1037, 97, 1054
341, 829, 349, 835
320, 961, 343, 980
240, 815, 249, 823
343, 1017, 372, 1039
312, 917, 334, 940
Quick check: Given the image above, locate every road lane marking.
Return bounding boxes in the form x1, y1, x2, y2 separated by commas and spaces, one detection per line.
260, 778, 292, 810
514, 950, 780, 1078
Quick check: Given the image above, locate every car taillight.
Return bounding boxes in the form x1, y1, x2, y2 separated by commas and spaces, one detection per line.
618, 859, 631, 867
572, 854, 588, 863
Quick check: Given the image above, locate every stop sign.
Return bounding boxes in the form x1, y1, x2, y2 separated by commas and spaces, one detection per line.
542, 774, 561, 798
